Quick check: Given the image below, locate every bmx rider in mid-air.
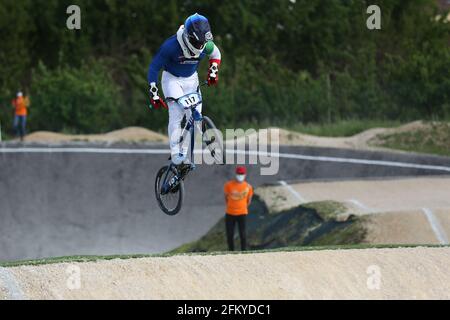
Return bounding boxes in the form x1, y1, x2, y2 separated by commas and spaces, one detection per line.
147, 13, 222, 168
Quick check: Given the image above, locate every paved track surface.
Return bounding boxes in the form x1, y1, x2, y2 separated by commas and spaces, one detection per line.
1, 142, 449, 261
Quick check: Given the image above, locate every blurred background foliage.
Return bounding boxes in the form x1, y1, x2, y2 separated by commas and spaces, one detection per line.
0, 0, 449, 134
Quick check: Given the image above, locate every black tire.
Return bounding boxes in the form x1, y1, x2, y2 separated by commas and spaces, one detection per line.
155, 165, 184, 216
202, 116, 226, 165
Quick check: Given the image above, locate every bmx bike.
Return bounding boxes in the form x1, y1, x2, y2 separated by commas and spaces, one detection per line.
155, 84, 225, 215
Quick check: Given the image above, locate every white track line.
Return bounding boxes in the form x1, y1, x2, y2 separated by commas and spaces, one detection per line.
279, 181, 307, 203
0, 267, 26, 300
347, 199, 372, 213
0, 147, 170, 154
1, 147, 450, 173
422, 208, 449, 245
238, 150, 450, 173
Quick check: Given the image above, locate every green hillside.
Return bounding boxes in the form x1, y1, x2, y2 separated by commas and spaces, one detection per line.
171, 196, 368, 254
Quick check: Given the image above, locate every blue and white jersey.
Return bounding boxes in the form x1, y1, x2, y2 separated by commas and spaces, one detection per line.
148, 35, 206, 84
148, 26, 221, 84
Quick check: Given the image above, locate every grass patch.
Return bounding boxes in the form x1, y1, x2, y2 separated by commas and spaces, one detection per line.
234, 119, 402, 138
302, 201, 348, 222
0, 254, 155, 268
287, 119, 402, 137
0, 130, 14, 141
310, 220, 367, 246
2, 244, 448, 267
374, 122, 450, 157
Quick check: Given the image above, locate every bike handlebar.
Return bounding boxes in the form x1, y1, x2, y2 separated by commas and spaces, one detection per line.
165, 81, 208, 104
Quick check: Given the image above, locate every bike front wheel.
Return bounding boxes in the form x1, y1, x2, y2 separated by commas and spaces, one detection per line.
155, 165, 184, 216
202, 116, 226, 165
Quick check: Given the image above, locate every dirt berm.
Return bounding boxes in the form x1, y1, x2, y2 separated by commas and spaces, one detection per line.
1, 247, 449, 299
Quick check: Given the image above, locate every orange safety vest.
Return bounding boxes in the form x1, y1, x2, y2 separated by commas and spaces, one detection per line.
224, 180, 254, 215
12, 97, 28, 116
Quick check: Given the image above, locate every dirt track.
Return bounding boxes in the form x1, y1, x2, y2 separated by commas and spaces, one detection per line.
257, 177, 450, 245
20, 121, 435, 151
289, 177, 450, 212
2, 247, 449, 300
23, 127, 168, 143
363, 211, 441, 245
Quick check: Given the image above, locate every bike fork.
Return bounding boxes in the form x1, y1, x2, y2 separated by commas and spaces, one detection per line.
161, 164, 180, 194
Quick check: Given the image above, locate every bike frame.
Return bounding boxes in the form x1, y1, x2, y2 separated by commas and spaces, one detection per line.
162, 90, 204, 192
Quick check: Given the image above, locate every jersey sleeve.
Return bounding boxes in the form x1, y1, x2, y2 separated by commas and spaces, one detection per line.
204, 41, 221, 63
248, 184, 254, 198
147, 45, 170, 85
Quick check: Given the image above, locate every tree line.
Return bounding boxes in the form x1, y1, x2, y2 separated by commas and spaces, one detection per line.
0, 0, 449, 135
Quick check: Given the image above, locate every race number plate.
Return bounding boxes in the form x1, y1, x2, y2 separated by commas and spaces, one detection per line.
179, 93, 202, 110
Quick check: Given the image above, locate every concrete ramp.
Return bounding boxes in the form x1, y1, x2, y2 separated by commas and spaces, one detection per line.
1, 144, 450, 262
363, 211, 442, 245
1, 247, 450, 299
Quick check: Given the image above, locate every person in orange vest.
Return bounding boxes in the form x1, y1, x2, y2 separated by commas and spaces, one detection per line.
223, 166, 254, 251
11, 91, 29, 141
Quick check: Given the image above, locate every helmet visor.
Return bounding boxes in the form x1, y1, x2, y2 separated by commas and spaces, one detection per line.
188, 34, 206, 50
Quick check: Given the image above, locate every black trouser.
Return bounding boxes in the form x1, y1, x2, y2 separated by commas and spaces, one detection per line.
225, 214, 247, 251
13, 115, 27, 140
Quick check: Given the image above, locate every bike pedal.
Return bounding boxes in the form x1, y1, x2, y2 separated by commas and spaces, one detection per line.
177, 163, 194, 177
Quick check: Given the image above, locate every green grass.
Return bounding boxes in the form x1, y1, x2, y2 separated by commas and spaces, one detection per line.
287, 119, 402, 137
235, 119, 402, 138
2, 244, 448, 268
302, 201, 348, 222
310, 220, 367, 246
0, 254, 155, 268
373, 122, 450, 157
0, 130, 13, 141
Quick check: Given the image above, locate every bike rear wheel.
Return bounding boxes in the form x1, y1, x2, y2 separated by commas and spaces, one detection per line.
155, 165, 184, 216
202, 116, 226, 165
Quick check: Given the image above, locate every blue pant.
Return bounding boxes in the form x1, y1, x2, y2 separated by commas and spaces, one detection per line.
13, 115, 27, 139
